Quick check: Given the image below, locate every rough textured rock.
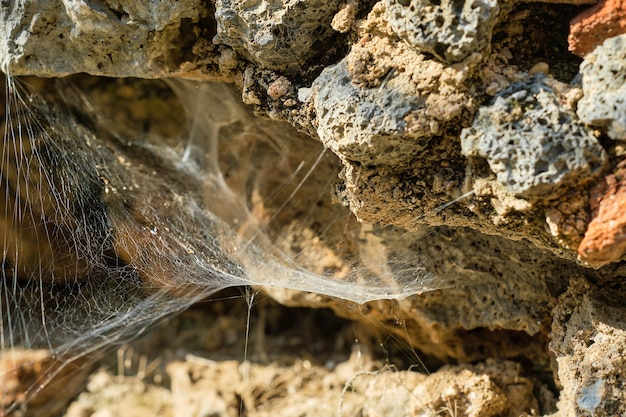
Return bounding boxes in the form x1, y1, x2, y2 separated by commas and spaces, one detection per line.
0, 0, 219, 78
214, 0, 342, 73
61, 302, 546, 417
550, 279, 626, 417
65, 370, 173, 417
578, 160, 626, 265
310, 3, 478, 166
165, 357, 541, 417
412, 360, 540, 417
461, 76, 607, 199
384, 0, 501, 63
266, 223, 596, 368
1, 1, 626, 417
545, 191, 591, 250
577, 34, 626, 141
569, 0, 626, 57
311, 60, 432, 165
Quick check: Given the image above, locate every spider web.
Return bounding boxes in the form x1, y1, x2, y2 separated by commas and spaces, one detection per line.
0, 74, 444, 411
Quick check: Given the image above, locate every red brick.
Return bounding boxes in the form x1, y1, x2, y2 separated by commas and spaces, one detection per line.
569, 0, 626, 57
578, 160, 626, 265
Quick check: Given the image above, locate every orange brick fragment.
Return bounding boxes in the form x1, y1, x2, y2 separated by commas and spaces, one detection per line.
569, 0, 626, 57
578, 160, 626, 265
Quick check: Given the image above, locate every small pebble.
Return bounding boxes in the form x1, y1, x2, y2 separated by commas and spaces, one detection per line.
267, 77, 291, 100
529, 62, 549, 75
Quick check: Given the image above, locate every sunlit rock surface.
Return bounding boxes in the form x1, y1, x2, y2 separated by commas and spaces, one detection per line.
1, 1, 626, 416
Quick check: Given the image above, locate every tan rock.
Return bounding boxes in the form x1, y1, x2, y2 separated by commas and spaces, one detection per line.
550, 280, 626, 417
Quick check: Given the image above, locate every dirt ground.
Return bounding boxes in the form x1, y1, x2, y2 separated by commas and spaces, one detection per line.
47, 290, 552, 417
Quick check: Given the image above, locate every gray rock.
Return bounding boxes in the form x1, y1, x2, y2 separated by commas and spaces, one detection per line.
214, 0, 342, 72
384, 0, 500, 64
0, 0, 202, 78
311, 60, 435, 165
577, 34, 626, 141
461, 76, 607, 198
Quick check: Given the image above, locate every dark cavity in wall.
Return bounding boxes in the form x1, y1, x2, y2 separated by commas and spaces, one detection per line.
496, 3, 587, 82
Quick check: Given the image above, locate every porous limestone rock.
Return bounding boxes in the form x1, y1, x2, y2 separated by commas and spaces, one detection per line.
65, 369, 173, 417
410, 360, 539, 417
0, 0, 215, 78
550, 279, 626, 417
545, 191, 591, 250
311, 1, 478, 166
461, 76, 607, 199
335, 137, 469, 230
384, 0, 501, 63
214, 0, 342, 72
164, 355, 541, 417
267, 224, 594, 364
577, 34, 626, 141
311, 60, 429, 166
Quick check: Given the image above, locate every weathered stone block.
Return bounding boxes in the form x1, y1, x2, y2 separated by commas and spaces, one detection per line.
0, 0, 205, 78
214, 0, 342, 72
577, 34, 626, 141
551, 280, 626, 417
384, 0, 500, 63
461, 76, 607, 199
311, 59, 431, 165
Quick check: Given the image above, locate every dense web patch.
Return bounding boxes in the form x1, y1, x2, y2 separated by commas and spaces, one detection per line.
0, 74, 444, 412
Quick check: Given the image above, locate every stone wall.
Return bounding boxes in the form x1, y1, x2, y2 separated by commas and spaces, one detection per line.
2, 0, 626, 416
